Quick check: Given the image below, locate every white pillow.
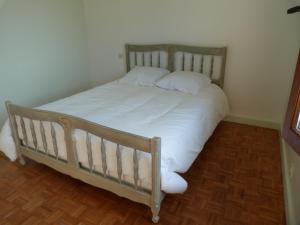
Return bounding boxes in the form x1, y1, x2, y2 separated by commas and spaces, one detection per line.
119, 66, 170, 87
156, 71, 211, 94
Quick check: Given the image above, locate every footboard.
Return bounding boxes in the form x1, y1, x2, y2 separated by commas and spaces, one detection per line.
5, 101, 163, 223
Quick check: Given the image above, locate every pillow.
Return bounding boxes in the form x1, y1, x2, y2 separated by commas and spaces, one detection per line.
119, 66, 170, 87
156, 71, 211, 94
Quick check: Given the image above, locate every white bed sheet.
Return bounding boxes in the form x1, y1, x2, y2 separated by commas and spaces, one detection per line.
0, 81, 228, 193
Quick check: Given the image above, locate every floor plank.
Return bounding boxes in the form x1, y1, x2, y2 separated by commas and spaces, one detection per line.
0, 122, 285, 225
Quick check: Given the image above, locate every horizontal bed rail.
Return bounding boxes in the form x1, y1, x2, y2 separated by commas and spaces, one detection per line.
7, 103, 152, 152
5, 101, 163, 223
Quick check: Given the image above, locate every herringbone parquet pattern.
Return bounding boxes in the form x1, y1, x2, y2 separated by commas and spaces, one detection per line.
0, 122, 285, 225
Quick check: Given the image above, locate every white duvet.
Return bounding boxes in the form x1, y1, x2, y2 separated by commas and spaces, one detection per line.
0, 81, 228, 193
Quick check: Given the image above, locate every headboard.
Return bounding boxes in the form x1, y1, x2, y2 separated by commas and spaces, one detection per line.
126, 44, 227, 88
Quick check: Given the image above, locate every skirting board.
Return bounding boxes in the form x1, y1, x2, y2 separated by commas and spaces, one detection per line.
280, 138, 295, 225
224, 115, 281, 130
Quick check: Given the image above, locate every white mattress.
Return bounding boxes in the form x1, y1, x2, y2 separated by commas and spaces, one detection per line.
0, 81, 228, 193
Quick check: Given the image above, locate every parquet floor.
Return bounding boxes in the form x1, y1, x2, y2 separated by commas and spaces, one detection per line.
0, 122, 285, 225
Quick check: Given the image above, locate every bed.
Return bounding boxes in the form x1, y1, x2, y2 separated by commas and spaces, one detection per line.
0, 44, 228, 223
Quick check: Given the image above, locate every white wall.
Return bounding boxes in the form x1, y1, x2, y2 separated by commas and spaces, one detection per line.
83, 0, 300, 124
0, 0, 89, 126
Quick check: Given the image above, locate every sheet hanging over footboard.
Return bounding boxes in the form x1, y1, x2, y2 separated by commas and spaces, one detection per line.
0, 81, 228, 193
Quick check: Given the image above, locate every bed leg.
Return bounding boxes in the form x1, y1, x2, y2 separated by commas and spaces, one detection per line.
19, 155, 26, 166
151, 205, 160, 223
150, 137, 161, 223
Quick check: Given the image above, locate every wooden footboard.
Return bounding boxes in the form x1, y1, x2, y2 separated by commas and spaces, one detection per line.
5, 101, 163, 223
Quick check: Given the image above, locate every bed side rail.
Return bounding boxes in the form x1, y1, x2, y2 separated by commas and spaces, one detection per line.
5, 101, 162, 223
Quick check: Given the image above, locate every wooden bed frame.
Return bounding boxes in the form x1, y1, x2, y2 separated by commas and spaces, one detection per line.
5, 44, 227, 223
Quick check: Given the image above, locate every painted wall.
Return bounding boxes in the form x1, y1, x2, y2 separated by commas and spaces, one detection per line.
0, 0, 89, 126
83, 0, 300, 125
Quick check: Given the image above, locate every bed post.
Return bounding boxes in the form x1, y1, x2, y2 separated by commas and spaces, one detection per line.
58, 117, 79, 168
150, 137, 161, 223
5, 101, 26, 165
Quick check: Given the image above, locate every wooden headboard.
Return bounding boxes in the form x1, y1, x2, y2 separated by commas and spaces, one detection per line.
125, 44, 227, 88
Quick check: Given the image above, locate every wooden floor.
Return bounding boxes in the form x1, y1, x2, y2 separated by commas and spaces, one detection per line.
0, 122, 285, 225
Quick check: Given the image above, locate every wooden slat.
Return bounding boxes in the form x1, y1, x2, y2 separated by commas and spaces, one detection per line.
29, 120, 38, 150
50, 123, 59, 159
200, 55, 204, 73
210, 56, 214, 78
191, 54, 194, 72
70, 130, 79, 167
158, 51, 160, 68
150, 52, 153, 66
20, 117, 28, 146
133, 149, 139, 189
10, 114, 22, 149
125, 45, 130, 72
40, 121, 48, 155
101, 138, 107, 177
6, 102, 25, 165
12, 116, 20, 141
116, 144, 122, 183
182, 53, 185, 70
86, 132, 93, 173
